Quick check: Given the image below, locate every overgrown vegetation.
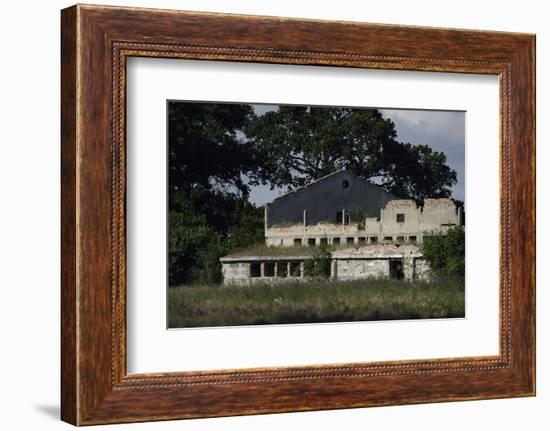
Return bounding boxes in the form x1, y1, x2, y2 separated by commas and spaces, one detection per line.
226, 245, 315, 257
421, 226, 465, 276
168, 276, 465, 328
168, 195, 264, 285
303, 243, 332, 278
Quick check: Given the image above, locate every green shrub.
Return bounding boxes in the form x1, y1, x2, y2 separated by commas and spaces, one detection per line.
422, 226, 465, 276
304, 243, 331, 278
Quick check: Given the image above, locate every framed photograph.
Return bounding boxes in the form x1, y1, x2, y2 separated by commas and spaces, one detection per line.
61, 4, 535, 425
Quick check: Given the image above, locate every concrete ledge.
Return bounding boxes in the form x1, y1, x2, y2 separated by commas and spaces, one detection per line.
220, 255, 314, 263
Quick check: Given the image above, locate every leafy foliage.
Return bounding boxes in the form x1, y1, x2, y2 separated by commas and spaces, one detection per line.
168, 101, 260, 198
245, 106, 457, 202
168, 102, 265, 285
225, 203, 265, 250
303, 243, 332, 278
421, 226, 465, 276
168, 193, 264, 285
168, 201, 223, 285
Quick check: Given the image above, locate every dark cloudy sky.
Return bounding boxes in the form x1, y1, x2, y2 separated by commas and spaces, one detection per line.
380, 108, 465, 202
247, 104, 465, 205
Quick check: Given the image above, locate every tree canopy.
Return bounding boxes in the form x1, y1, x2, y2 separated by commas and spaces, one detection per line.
421, 227, 465, 276
245, 106, 457, 202
168, 102, 264, 285
168, 101, 261, 200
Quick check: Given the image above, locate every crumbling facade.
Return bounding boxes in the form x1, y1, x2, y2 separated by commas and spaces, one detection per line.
220, 244, 430, 285
220, 170, 463, 285
265, 171, 462, 246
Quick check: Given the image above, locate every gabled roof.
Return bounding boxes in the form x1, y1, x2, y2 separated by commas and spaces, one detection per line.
267, 170, 380, 205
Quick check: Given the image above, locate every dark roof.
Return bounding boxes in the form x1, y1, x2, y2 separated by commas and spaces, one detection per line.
266, 170, 395, 226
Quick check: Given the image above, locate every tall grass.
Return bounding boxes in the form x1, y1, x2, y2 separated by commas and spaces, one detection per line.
168, 276, 465, 328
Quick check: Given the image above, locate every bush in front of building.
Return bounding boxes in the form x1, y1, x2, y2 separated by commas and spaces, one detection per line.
303, 243, 331, 278
421, 226, 465, 276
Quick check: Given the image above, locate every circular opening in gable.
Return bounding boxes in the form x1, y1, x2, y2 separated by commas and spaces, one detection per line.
342, 179, 349, 189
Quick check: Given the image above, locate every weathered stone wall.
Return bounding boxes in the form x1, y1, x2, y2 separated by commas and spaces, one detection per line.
335, 259, 389, 280
220, 245, 434, 284
380, 200, 423, 236
419, 199, 462, 234
221, 262, 251, 285
373, 198, 461, 240
265, 197, 462, 246
403, 256, 416, 281
265, 223, 370, 246
414, 258, 432, 282
364, 217, 381, 234
220, 257, 310, 285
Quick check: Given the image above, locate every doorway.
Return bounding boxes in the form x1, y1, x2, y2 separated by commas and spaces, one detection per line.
389, 259, 404, 280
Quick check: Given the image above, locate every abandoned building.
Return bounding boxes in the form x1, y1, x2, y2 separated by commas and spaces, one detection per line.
264, 170, 462, 246
220, 244, 431, 284
220, 170, 463, 285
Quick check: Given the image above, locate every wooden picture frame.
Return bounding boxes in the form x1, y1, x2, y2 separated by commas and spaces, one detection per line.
61, 4, 535, 425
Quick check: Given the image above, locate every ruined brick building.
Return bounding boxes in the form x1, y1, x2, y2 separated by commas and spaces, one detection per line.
220, 171, 463, 284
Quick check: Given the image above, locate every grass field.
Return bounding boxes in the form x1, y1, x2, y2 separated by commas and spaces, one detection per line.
168, 276, 465, 328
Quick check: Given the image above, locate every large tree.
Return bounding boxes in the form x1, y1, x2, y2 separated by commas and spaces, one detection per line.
168, 102, 265, 285
168, 101, 261, 197
168, 102, 264, 223
245, 106, 457, 202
